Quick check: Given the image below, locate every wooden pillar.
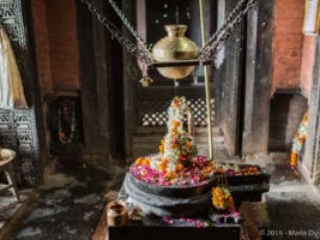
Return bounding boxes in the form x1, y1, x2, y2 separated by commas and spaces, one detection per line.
76, 0, 112, 163
218, 0, 245, 157
242, 0, 274, 155
303, 36, 320, 184
123, 0, 140, 162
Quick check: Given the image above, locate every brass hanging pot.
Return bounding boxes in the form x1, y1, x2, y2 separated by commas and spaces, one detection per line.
152, 25, 199, 80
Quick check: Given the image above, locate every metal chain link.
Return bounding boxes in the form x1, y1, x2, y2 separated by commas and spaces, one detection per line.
80, 0, 255, 65
79, 0, 153, 65
199, 0, 256, 61
107, 0, 150, 50
200, 0, 248, 52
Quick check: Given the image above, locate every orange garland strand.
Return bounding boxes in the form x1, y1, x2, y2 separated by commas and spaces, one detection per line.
290, 110, 308, 169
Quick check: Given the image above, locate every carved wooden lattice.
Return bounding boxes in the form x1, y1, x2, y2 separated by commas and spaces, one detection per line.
141, 98, 214, 127
0, 0, 41, 186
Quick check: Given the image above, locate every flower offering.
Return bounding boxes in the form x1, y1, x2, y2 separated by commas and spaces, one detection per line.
130, 96, 215, 186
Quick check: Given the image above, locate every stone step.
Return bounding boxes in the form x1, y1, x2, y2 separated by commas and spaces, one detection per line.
136, 126, 222, 135
132, 127, 227, 159
132, 143, 234, 162
133, 135, 224, 144
134, 127, 224, 143
132, 140, 226, 159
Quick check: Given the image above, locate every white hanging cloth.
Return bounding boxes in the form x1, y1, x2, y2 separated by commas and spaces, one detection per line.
0, 25, 28, 109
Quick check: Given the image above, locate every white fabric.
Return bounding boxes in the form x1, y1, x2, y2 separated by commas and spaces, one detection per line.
0, 25, 28, 109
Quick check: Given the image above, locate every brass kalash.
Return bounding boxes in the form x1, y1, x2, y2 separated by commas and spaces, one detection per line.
152, 24, 199, 80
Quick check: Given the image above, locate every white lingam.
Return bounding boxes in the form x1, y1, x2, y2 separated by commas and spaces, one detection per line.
149, 96, 197, 173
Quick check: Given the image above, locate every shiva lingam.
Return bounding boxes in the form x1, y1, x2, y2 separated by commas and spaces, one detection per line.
123, 96, 271, 218
124, 96, 215, 217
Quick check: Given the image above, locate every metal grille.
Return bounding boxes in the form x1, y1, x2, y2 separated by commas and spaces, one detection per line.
141, 98, 214, 127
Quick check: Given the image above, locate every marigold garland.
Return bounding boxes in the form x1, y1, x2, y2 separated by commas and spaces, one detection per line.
58, 102, 76, 144
131, 96, 214, 186
212, 186, 235, 212
290, 110, 308, 168
131, 96, 263, 186
160, 96, 198, 167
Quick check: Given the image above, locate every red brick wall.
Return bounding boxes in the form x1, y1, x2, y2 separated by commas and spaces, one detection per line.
32, 0, 80, 93
272, 0, 304, 94
31, 0, 52, 98
300, 36, 316, 98
45, 0, 80, 91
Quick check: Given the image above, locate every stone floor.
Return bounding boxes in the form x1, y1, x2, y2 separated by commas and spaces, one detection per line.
0, 157, 113, 240
0, 152, 319, 240
242, 153, 320, 240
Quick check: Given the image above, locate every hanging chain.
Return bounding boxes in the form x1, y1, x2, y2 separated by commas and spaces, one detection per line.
79, 0, 153, 65
80, 0, 256, 78
201, 0, 250, 52
199, 0, 256, 61
107, 0, 150, 51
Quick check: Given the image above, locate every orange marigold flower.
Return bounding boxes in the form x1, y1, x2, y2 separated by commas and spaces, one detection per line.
215, 167, 224, 174
173, 100, 180, 108
159, 165, 166, 171
290, 153, 297, 168
165, 171, 176, 180
204, 166, 213, 173
170, 128, 178, 135
175, 163, 184, 172
159, 158, 169, 171
185, 141, 192, 148
162, 158, 169, 163
141, 158, 150, 166
171, 143, 178, 149
159, 144, 164, 153
172, 120, 180, 128
208, 161, 214, 168
135, 157, 144, 165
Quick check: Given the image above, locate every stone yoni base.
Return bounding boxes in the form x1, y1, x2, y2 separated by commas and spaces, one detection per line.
124, 172, 213, 218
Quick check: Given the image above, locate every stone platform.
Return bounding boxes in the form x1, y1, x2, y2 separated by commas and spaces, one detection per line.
122, 163, 271, 218
108, 213, 243, 240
